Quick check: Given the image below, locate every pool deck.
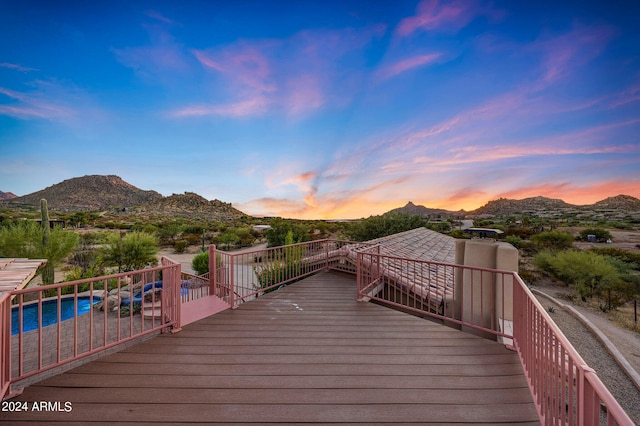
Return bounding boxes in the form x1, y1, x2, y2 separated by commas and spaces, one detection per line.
2, 271, 538, 424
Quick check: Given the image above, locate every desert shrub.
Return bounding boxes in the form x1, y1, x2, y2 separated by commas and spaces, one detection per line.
530, 230, 574, 251
590, 247, 640, 269
533, 250, 634, 307
504, 235, 524, 249
448, 229, 470, 239
579, 228, 612, 242
173, 240, 188, 254
254, 232, 304, 292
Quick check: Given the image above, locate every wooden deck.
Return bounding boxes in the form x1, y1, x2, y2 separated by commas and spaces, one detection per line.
1, 271, 538, 424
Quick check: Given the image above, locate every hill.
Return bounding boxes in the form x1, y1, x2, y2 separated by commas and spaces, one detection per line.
2, 175, 163, 211
0, 191, 17, 200
137, 192, 245, 221
588, 194, 640, 211
388, 201, 464, 217
0, 175, 247, 221
469, 196, 574, 216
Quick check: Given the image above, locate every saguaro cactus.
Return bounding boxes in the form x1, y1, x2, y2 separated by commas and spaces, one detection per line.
40, 198, 54, 284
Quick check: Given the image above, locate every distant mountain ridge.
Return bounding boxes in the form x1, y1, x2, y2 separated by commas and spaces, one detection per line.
0, 175, 246, 220
469, 196, 573, 216
388, 201, 464, 217
389, 194, 640, 217
0, 191, 17, 200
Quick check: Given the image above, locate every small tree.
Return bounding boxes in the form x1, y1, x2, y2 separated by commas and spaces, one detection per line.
102, 231, 159, 272
0, 220, 79, 284
265, 218, 308, 247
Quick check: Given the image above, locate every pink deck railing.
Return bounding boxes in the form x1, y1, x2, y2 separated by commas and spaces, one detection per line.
1, 257, 181, 399
356, 246, 634, 426
180, 271, 210, 303
1, 293, 11, 399
1, 240, 635, 424
210, 239, 370, 308
513, 274, 634, 426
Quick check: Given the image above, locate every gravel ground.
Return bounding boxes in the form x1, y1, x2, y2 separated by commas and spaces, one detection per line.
533, 291, 640, 424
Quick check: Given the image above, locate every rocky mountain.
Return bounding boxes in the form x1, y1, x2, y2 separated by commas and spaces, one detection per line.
388, 201, 464, 217
469, 196, 574, 216
588, 194, 640, 211
0, 175, 247, 221
138, 192, 245, 220
388, 194, 640, 218
1, 175, 163, 211
0, 191, 17, 200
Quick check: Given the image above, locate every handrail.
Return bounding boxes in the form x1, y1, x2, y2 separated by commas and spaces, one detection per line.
512, 273, 634, 425
355, 250, 634, 425
211, 239, 372, 308
2, 257, 181, 400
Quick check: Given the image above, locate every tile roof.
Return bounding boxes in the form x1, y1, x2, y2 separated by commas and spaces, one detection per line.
0, 258, 47, 293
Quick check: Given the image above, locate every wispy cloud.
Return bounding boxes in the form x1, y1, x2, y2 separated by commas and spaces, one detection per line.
175, 25, 384, 119
396, 0, 480, 37
144, 10, 181, 26
530, 23, 616, 88
0, 85, 75, 120
0, 62, 37, 72
169, 96, 269, 118
375, 53, 442, 80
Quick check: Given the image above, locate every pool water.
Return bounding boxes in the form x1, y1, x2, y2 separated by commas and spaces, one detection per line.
11, 297, 99, 335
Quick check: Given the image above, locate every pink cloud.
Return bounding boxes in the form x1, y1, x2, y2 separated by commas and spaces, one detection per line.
396, 0, 478, 37
193, 45, 276, 94
531, 24, 615, 87
376, 53, 442, 80
284, 75, 325, 115
182, 25, 383, 119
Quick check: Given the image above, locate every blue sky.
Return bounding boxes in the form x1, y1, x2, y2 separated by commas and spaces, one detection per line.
1, 0, 639, 219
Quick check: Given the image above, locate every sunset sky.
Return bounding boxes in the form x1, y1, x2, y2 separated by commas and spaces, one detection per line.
1, 0, 639, 219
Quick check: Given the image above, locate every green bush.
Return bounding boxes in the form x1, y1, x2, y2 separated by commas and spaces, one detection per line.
192, 251, 209, 275
530, 230, 574, 251
504, 235, 524, 249
173, 240, 188, 254
533, 249, 635, 307
346, 212, 426, 242
101, 231, 159, 272
579, 228, 612, 242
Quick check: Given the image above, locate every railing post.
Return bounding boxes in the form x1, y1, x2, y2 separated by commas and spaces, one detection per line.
173, 262, 182, 332
325, 240, 329, 271
209, 244, 217, 298
229, 254, 236, 309
1, 293, 11, 400
356, 251, 362, 301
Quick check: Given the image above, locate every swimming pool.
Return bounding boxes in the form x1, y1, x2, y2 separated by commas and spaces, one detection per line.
11, 296, 100, 335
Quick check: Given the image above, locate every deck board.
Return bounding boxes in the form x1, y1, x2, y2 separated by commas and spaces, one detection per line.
1, 271, 538, 424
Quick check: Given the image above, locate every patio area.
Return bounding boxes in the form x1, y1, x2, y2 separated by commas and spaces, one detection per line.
1, 270, 538, 424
